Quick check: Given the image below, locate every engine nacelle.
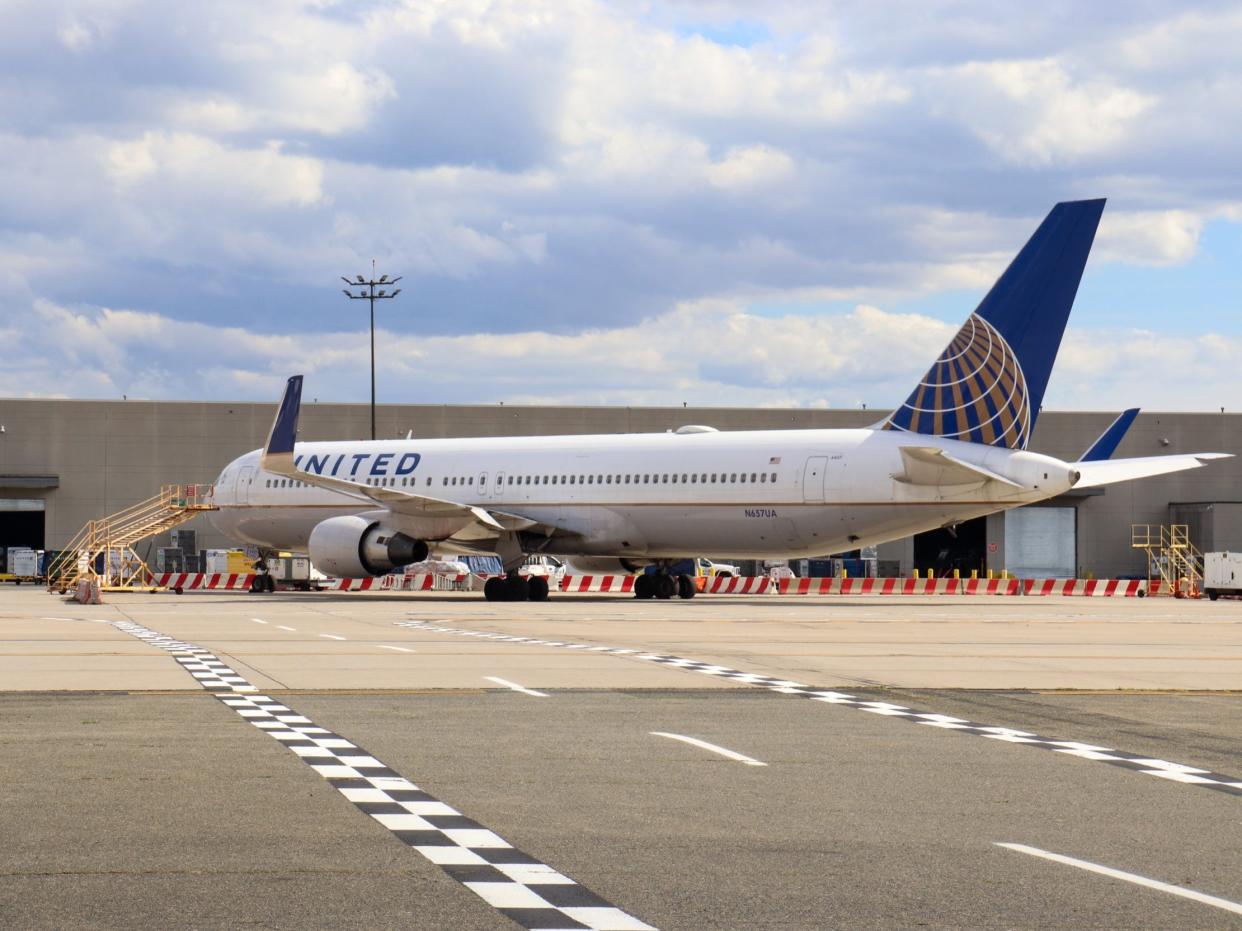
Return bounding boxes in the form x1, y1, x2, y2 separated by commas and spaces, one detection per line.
562, 556, 649, 575
308, 515, 428, 578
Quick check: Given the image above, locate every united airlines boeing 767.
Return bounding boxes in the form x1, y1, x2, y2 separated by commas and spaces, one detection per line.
209, 199, 1229, 600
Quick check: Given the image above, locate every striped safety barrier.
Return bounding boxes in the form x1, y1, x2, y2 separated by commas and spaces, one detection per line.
558, 575, 635, 593
152, 572, 1144, 596
559, 576, 1146, 596
152, 572, 465, 591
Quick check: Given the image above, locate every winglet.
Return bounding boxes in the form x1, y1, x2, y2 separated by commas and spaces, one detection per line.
1079, 408, 1139, 462
264, 375, 303, 459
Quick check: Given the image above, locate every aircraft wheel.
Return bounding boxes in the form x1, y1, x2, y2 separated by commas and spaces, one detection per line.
504, 575, 531, 601
677, 574, 696, 599
634, 575, 655, 599
528, 576, 549, 602
484, 577, 506, 601
655, 574, 676, 599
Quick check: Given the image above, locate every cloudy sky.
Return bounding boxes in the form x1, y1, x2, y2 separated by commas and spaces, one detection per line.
2, 1, 1240, 411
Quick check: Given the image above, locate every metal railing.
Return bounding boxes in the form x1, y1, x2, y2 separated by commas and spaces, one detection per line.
1131, 523, 1203, 597
47, 484, 216, 593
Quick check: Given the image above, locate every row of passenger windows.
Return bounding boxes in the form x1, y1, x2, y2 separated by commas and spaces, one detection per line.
445, 471, 779, 487
263, 471, 780, 490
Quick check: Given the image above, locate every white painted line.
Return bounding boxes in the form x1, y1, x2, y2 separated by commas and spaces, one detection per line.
319, 634, 347, 641
650, 732, 767, 766
250, 618, 267, 624
377, 645, 415, 653
996, 843, 1242, 916
41, 617, 74, 621
276, 625, 296, 632
484, 676, 549, 698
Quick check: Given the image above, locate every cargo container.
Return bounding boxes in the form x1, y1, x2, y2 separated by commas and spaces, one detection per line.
1204, 552, 1242, 600
204, 549, 254, 575
267, 556, 324, 591
7, 548, 41, 582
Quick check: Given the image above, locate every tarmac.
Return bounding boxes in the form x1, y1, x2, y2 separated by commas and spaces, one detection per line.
2, 585, 1240, 929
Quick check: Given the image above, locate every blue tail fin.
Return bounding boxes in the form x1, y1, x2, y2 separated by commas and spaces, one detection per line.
883, 199, 1106, 449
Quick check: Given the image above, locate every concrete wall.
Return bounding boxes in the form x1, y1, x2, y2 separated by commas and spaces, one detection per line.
2, 398, 1238, 577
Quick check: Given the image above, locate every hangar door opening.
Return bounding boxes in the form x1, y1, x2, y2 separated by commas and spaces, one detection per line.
913, 517, 986, 577
1005, 507, 1075, 578
0, 499, 45, 573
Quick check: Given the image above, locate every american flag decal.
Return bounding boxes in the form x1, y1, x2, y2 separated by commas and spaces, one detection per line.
882, 313, 1031, 450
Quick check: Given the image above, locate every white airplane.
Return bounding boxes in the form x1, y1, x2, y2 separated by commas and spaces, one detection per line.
209, 199, 1229, 600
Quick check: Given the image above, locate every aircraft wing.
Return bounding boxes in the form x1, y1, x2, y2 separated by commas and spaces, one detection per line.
259, 375, 549, 535
1072, 453, 1232, 489
894, 446, 1023, 488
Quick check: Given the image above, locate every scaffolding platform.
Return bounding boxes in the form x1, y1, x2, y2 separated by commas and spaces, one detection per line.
47, 484, 217, 594
1131, 523, 1204, 598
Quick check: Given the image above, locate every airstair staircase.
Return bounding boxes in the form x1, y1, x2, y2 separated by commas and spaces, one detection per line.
1131, 523, 1204, 597
47, 484, 217, 593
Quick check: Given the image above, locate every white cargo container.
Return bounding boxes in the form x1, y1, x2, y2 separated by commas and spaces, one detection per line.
268, 556, 324, 591
1203, 552, 1242, 600
8, 548, 40, 581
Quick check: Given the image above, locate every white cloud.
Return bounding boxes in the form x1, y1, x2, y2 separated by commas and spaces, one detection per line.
1094, 210, 1203, 266
1, 0, 1242, 412
706, 144, 795, 189
933, 58, 1152, 165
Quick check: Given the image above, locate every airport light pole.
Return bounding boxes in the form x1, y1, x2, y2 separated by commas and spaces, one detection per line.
341, 263, 402, 440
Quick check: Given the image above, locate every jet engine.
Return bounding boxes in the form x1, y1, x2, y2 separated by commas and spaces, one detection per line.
308, 515, 428, 578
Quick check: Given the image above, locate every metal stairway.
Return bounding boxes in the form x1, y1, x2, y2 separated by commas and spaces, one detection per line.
47, 484, 216, 593
1131, 523, 1204, 597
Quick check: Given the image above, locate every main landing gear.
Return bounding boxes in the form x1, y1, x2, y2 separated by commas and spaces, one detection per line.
634, 572, 695, 600
248, 557, 276, 594
483, 574, 550, 602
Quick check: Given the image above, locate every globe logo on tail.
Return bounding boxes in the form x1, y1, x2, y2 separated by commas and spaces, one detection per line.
883, 313, 1031, 450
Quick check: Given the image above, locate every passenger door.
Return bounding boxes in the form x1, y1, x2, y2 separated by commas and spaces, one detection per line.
493, 471, 505, 498
802, 457, 827, 503
237, 466, 254, 504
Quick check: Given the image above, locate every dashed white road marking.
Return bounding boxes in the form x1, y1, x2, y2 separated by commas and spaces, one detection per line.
41, 617, 74, 622
400, 620, 1242, 799
277, 625, 296, 632
484, 676, 549, 698
650, 732, 767, 766
319, 633, 347, 641
996, 843, 1242, 916
377, 645, 415, 653
250, 618, 267, 625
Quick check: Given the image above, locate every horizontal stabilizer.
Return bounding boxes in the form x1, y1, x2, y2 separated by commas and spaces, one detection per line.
1073, 453, 1232, 489
1079, 408, 1139, 462
895, 446, 1023, 488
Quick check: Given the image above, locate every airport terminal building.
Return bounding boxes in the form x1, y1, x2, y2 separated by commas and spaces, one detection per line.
2, 397, 1239, 579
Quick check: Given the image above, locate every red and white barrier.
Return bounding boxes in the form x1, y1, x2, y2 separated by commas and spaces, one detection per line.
1019, 578, 1143, 597
152, 572, 465, 592
154, 572, 256, 590
151, 571, 1143, 597
559, 575, 635, 593
560, 575, 1144, 596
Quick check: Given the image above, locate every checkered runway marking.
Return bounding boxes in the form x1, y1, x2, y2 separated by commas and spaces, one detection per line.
399, 620, 1242, 799
111, 620, 656, 931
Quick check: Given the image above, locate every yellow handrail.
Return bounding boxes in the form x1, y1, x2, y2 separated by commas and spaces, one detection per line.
48, 484, 217, 593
